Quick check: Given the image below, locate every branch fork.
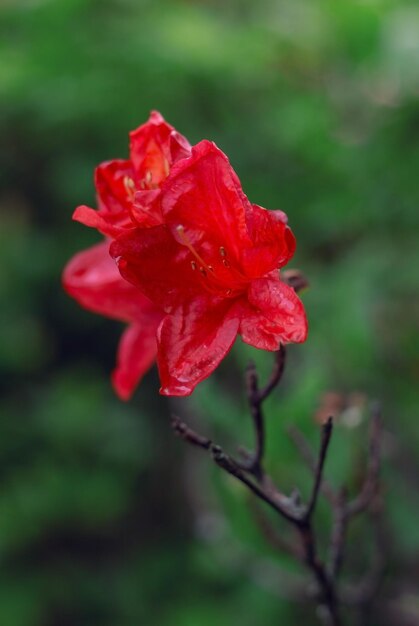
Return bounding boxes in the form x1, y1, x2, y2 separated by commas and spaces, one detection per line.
171, 348, 383, 626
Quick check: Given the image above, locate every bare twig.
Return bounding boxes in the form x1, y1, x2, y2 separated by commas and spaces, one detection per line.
171, 360, 385, 626
172, 416, 300, 523
210, 444, 301, 524
238, 346, 286, 480
240, 360, 265, 480
171, 416, 342, 625
305, 417, 334, 520
288, 423, 338, 504
171, 416, 211, 450
259, 344, 287, 402
328, 488, 348, 579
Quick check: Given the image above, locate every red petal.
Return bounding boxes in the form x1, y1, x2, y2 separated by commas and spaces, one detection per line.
62, 241, 157, 322
170, 130, 192, 164
73, 205, 130, 238
241, 204, 297, 277
112, 322, 159, 401
129, 111, 191, 186
131, 189, 163, 227
240, 275, 308, 349
160, 140, 252, 265
157, 298, 240, 396
110, 225, 202, 312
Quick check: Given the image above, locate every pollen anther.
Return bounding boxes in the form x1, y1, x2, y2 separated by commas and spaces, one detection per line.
191, 261, 197, 270
123, 176, 136, 201
163, 158, 170, 177
145, 171, 153, 186
219, 246, 226, 257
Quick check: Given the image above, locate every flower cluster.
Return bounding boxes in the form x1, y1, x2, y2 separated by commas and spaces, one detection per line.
63, 112, 308, 399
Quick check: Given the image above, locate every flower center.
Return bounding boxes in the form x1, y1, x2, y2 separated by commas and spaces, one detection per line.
175, 225, 248, 297
124, 169, 161, 200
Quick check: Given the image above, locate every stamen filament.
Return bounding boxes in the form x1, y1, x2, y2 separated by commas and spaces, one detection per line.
176, 224, 249, 294
176, 225, 214, 275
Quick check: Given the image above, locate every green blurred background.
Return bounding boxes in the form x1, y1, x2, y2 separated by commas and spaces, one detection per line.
1, 0, 419, 624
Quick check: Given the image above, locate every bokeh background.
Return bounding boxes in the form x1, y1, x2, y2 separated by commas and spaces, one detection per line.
1, 0, 419, 624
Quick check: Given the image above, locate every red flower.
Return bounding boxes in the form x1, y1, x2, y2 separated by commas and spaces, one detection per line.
72, 111, 191, 237
63, 242, 163, 400
111, 141, 308, 396
63, 112, 190, 399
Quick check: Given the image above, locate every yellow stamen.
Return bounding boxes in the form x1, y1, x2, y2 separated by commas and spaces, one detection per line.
123, 176, 136, 201
163, 158, 170, 177
176, 225, 214, 275
176, 225, 248, 295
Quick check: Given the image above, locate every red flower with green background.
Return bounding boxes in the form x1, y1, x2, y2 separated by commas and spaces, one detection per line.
63, 112, 307, 399
111, 140, 308, 396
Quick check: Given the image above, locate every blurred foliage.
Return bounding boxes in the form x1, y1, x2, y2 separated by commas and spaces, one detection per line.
1, 0, 419, 624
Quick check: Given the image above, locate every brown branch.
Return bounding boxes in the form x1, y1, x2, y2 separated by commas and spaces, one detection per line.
210, 444, 301, 524
258, 344, 287, 402
172, 416, 211, 450
305, 417, 334, 520
296, 419, 342, 625
288, 423, 338, 504
239, 360, 265, 480
328, 488, 348, 579
172, 416, 301, 523
238, 346, 286, 480
171, 367, 386, 626
171, 412, 342, 626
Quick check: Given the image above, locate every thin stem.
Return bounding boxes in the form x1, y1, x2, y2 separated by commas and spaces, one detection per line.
305, 417, 334, 520
328, 488, 348, 579
288, 424, 338, 504
172, 416, 301, 523
171, 414, 342, 626
258, 344, 287, 402
241, 360, 265, 480
171, 365, 384, 626
171, 416, 211, 449
238, 346, 287, 480
211, 444, 300, 524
